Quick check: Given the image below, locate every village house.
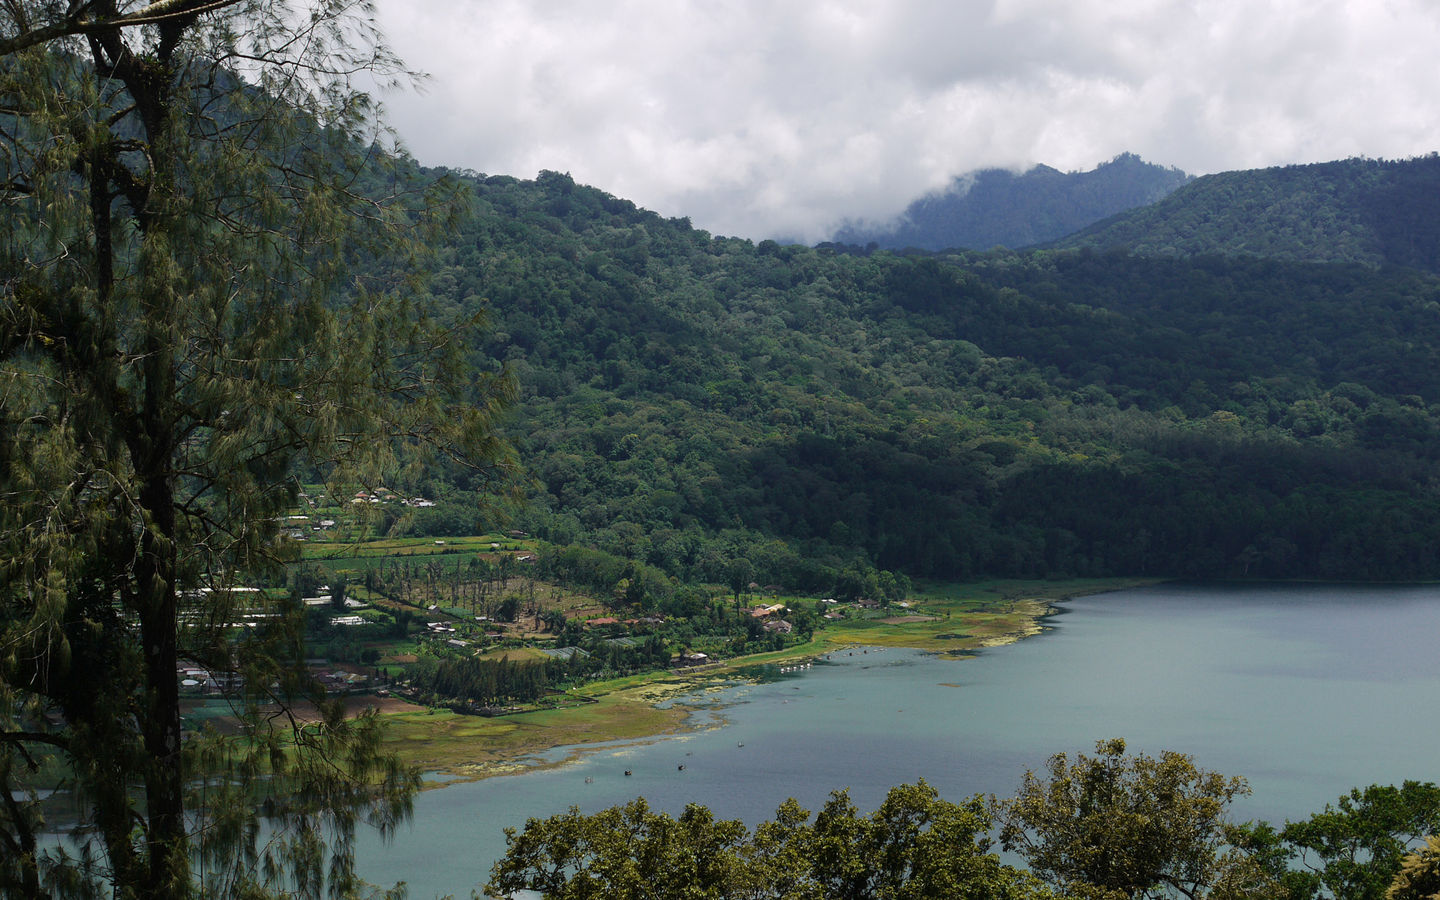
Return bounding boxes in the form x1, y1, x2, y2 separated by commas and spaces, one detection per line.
177, 663, 211, 693
312, 669, 368, 695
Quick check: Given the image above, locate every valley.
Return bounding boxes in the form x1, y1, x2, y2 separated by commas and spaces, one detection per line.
9, 6, 1440, 897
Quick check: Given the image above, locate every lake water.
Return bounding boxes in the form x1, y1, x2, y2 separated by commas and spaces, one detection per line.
357, 583, 1440, 898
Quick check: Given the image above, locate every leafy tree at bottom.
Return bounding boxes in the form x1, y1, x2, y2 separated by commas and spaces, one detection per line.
1233, 781, 1440, 900
993, 738, 1280, 900
486, 741, 1440, 900
487, 781, 1054, 900
1387, 835, 1440, 900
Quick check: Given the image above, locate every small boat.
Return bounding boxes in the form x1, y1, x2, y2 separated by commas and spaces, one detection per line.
624, 769, 632, 776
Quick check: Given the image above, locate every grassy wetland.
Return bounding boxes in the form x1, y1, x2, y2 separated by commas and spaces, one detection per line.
373, 575, 1157, 781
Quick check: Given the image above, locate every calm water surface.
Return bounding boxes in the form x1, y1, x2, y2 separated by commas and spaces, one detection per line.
358, 583, 1440, 898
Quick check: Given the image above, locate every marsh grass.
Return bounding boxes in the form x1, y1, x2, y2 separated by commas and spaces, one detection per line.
377, 577, 1157, 780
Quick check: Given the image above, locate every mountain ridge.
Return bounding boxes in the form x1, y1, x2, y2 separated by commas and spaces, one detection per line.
829, 152, 1191, 251
1051, 154, 1440, 272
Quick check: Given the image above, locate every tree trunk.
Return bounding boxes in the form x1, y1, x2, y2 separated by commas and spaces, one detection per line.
138, 472, 185, 899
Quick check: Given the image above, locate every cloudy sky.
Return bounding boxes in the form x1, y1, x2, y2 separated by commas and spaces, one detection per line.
372, 0, 1440, 242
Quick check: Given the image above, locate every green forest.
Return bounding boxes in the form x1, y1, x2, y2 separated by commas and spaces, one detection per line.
395, 159, 1440, 596
1058, 155, 1440, 272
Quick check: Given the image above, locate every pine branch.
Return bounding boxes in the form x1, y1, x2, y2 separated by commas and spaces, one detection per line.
0, 729, 70, 752
0, 0, 244, 57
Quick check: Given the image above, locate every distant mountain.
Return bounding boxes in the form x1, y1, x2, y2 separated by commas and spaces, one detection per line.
1054, 154, 1440, 272
829, 153, 1190, 251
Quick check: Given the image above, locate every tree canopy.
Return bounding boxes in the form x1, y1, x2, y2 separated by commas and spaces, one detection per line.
994, 738, 1276, 900
488, 742, 1440, 900
398, 166, 1440, 591
487, 781, 1053, 900
1236, 781, 1440, 900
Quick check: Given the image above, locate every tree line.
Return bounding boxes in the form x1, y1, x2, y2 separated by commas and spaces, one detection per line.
488, 739, 1440, 900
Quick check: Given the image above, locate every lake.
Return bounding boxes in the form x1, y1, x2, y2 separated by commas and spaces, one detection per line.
357, 583, 1440, 898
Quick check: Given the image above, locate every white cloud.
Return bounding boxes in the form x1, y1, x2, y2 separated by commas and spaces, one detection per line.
373, 0, 1440, 241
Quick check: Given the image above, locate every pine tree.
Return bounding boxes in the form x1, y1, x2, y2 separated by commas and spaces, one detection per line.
0, 3, 513, 897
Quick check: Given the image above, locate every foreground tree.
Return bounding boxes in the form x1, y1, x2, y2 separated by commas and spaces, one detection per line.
803, 781, 1056, 900
993, 738, 1279, 900
1386, 835, 1440, 900
1235, 782, 1440, 900
485, 758, 1440, 900
0, 2, 512, 897
487, 782, 1055, 900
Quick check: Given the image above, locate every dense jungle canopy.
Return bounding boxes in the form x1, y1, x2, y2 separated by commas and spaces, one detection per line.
400, 158, 1440, 588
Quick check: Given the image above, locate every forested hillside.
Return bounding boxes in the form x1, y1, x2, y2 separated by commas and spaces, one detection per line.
831, 153, 1190, 251
408, 167, 1440, 589
1056, 155, 1440, 271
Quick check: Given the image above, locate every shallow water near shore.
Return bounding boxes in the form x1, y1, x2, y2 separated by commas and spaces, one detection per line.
358, 583, 1440, 898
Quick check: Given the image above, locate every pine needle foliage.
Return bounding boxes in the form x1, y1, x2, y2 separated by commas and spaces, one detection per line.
0, 3, 514, 897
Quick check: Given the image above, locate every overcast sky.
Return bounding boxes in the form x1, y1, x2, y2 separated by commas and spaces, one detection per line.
372, 0, 1440, 242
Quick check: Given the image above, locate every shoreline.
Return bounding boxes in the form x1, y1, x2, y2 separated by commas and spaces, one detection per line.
381, 577, 1157, 782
